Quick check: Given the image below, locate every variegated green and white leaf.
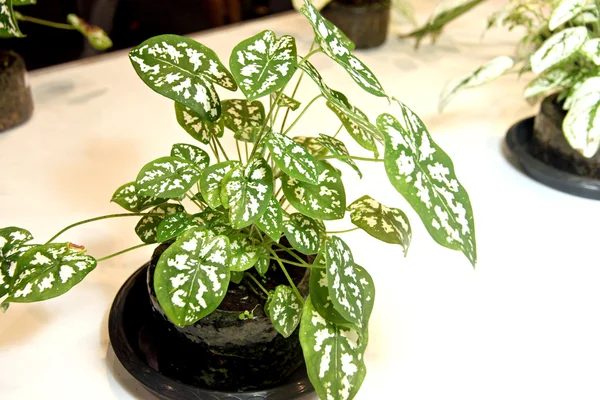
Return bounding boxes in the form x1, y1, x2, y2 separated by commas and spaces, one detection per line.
300, 297, 367, 400
327, 101, 379, 157
171, 143, 210, 167
524, 69, 573, 99
0, 244, 34, 299
6, 243, 96, 303
67, 14, 112, 51
256, 197, 283, 242
0, 227, 33, 298
255, 247, 270, 276
156, 212, 191, 242
222, 99, 265, 142
129, 35, 236, 121
229, 234, 260, 272
174, 102, 224, 144
200, 161, 240, 209
154, 228, 230, 327
563, 77, 600, 158
266, 131, 319, 184
300, 0, 386, 98
316, 133, 362, 178
439, 56, 514, 112
136, 203, 185, 244
530, 27, 588, 75
377, 105, 477, 266
348, 195, 411, 255
222, 158, 273, 229
230, 30, 297, 101
136, 156, 203, 198
581, 38, 600, 65
0, 0, 23, 38
272, 92, 301, 110
293, 136, 328, 157
549, 0, 587, 31
282, 161, 346, 220
190, 209, 233, 236
310, 264, 374, 334
283, 213, 322, 255
111, 182, 165, 212
267, 285, 303, 338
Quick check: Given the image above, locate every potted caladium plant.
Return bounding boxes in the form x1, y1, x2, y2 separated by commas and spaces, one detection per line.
0, 0, 111, 132
0, 1, 477, 399
428, 0, 600, 198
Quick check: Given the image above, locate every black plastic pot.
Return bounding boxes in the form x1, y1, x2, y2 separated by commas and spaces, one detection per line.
109, 244, 314, 399
322, 1, 390, 49
0, 51, 33, 132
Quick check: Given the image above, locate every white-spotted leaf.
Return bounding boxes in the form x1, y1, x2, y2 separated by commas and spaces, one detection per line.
272, 92, 301, 110
524, 69, 574, 99
316, 133, 362, 178
156, 212, 191, 242
222, 99, 265, 142
154, 228, 230, 327
255, 247, 270, 276
563, 77, 600, 158
0, 0, 23, 38
549, 0, 587, 31
282, 161, 346, 220
256, 197, 283, 242
377, 106, 476, 266
229, 234, 260, 272
174, 102, 224, 144
230, 30, 297, 101
190, 209, 233, 236
136, 156, 203, 198
0, 227, 33, 298
581, 38, 600, 65
129, 34, 236, 121
267, 131, 319, 184
267, 285, 303, 338
530, 27, 588, 75
293, 136, 329, 157
200, 161, 240, 209
135, 203, 185, 244
111, 182, 165, 212
283, 213, 322, 255
171, 143, 210, 167
348, 195, 411, 255
327, 101, 379, 157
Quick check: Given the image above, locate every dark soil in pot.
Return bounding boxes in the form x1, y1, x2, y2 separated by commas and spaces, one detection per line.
532, 94, 600, 178
0, 51, 33, 132
322, 0, 391, 49
146, 240, 311, 392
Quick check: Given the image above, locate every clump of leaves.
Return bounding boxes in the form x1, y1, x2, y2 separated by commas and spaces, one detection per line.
0, 1, 476, 399
0, 0, 112, 51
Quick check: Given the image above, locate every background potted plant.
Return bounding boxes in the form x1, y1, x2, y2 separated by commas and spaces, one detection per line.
0, 1, 476, 399
0, 0, 111, 132
419, 0, 600, 198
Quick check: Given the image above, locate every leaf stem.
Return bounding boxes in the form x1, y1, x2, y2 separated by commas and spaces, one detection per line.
15, 12, 76, 30
245, 273, 270, 296
235, 140, 243, 161
327, 227, 359, 234
208, 138, 220, 162
186, 193, 204, 209
273, 243, 311, 266
333, 123, 344, 138
282, 94, 323, 135
96, 243, 152, 262
321, 155, 383, 162
268, 249, 304, 304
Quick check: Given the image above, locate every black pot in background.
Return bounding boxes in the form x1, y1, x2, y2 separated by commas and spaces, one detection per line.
0, 51, 33, 133
322, 1, 390, 49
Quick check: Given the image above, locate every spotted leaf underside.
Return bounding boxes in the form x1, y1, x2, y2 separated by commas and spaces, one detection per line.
0, 0, 23, 38
229, 234, 260, 271
200, 161, 240, 209
377, 105, 477, 266
5, 243, 97, 304
267, 285, 303, 338
136, 203, 185, 244
0, 227, 34, 298
230, 30, 297, 101
282, 160, 346, 220
154, 228, 230, 327
136, 156, 204, 198
174, 102, 224, 145
283, 213, 323, 255
316, 133, 362, 178
111, 182, 165, 212
222, 99, 265, 142
300, 297, 367, 400
267, 130, 319, 184
348, 195, 411, 255
256, 197, 283, 242
293, 136, 329, 157
222, 157, 273, 229
129, 34, 236, 121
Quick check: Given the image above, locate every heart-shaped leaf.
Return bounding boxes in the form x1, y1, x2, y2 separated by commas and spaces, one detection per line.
282, 161, 346, 220
222, 99, 265, 142
273, 92, 301, 110
377, 105, 477, 266
6, 243, 96, 303
111, 182, 165, 212
229, 234, 260, 272
0, 0, 23, 38
222, 157, 273, 229
136, 203, 185, 243
230, 30, 297, 101
300, 297, 367, 400
300, 0, 386, 97
348, 195, 411, 255
154, 228, 230, 327
174, 102, 224, 144
190, 209, 233, 236
530, 27, 588, 75
293, 136, 329, 157
200, 161, 240, 209
316, 134, 362, 178
267, 131, 319, 184
171, 143, 210, 167
0, 227, 34, 298
283, 213, 323, 255
156, 212, 191, 242
256, 197, 283, 242
136, 156, 203, 198
67, 14, 112, 51
129, 34, 236, 121
549, 0, 587, 31
266, 285, 303, 338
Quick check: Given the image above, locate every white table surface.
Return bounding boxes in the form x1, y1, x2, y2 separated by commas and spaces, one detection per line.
2, 1, 600, 399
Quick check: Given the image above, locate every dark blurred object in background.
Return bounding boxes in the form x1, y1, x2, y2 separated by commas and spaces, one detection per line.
2, 0, 294, 70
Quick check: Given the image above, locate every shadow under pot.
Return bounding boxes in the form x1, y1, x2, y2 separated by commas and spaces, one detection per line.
0, 51, 33, 133
532, 94, 600, 178
321, 0, 390, 49
146, 242, 311, 392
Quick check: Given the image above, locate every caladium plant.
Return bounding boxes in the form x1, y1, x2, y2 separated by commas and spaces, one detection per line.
0, 1, 477, 399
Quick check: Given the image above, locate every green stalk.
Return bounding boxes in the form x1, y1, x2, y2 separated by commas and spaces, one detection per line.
333, 123, 344, 138
96, 243, 152, 262
213, 137, 230, 161
269, 249, 304, 304
321, 155, 383, 162
235, 140, 243, 161
282, 94, 323, 135
327, 227, 359, 234
273, 243, 311, 266
15, 12, 75, 30
245, 273, 270, 296
208, 138, 220, 162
